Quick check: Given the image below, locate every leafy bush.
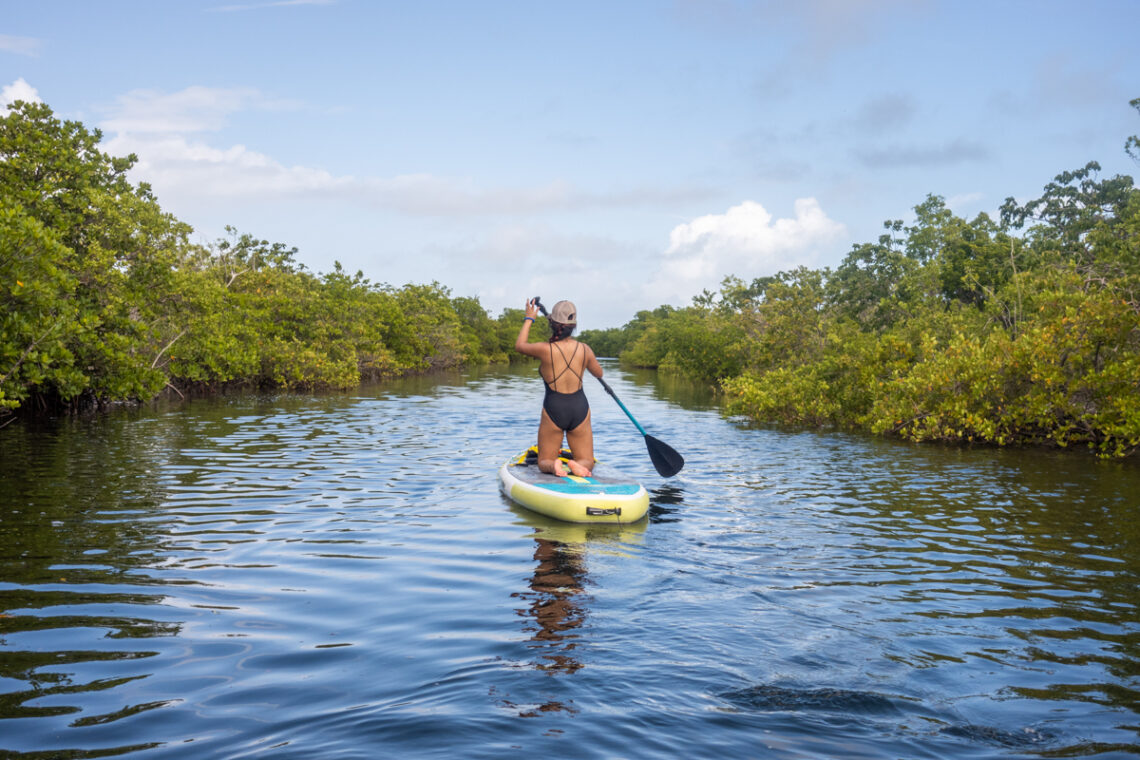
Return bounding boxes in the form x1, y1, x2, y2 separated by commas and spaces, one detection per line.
0, 102, 530, 415
616, 118, 1140, 457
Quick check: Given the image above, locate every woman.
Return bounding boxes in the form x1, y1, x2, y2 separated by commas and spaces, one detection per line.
515, 298, 603, 478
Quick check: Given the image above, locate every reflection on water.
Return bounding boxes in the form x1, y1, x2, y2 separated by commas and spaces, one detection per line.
503, 534, 588, 718
1, 363, 1139, 758
648, 484, 685, 523
623, 366, 720, 412
503, 516, 651, 720
514, 536, 588, 677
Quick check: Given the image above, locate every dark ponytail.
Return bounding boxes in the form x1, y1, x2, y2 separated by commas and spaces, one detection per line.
549, 320, 576, 342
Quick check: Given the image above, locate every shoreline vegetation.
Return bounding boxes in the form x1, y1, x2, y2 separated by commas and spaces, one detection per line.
3, 100, 1139, 458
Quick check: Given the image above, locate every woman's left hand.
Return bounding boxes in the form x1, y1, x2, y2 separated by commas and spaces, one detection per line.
524, 298, 539, 320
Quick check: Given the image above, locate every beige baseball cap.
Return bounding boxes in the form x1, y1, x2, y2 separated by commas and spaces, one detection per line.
550, 300, 577, 325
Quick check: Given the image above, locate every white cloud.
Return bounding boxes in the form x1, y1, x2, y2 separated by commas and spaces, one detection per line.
435, 222, 645, 268
361, 175, 577, 216
946, 192, 984, 213
99, 85, 349, 200
649, 198, 846, 303
0, 34, 42, 57
103, 132, 350, 198
105, 128, 697, 215
98, 85, 710, 216
405, 224, 656, 327
2, 78, 42, 109
101, 85, 292, 134
354, 176, 706, 216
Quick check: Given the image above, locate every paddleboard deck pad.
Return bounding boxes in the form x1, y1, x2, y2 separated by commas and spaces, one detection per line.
500, 447, 650, 524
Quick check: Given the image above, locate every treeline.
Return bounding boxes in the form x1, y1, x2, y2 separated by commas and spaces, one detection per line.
1, 101, 539, 417
6, 98, 1139, 458
583, 101, 1140, 458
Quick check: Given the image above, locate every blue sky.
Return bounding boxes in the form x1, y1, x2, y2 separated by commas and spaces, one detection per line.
3, 0, 1138, 328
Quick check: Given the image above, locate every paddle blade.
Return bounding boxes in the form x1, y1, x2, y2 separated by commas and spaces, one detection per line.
645, 434, 684, 478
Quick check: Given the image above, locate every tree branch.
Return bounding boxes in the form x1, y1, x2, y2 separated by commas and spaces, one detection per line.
151, 328, 187, 369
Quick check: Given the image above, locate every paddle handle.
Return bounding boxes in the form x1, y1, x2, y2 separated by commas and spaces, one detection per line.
597, 377, 649, 437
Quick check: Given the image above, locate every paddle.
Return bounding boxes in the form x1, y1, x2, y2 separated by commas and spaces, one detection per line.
595, 377, 685, 478
534, 297, 685, 478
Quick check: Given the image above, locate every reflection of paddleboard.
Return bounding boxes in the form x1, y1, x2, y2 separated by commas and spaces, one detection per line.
509, 503, 649, 551
499, 447, 650, 524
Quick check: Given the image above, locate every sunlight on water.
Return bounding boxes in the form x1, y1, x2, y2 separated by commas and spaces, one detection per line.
1, 363, 1139, 758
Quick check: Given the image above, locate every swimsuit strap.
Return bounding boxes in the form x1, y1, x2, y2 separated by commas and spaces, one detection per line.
545, 340, 582, 390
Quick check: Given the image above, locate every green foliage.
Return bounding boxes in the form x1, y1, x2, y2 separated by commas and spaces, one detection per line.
5, 96, 1138, 460
1128, 97, 1140, 163
495, 307, 545, 360
863, 275, 1140, 457
1000, 162, 1135, 257
0, 101, 137, 251
452, 295, 509, 364
620, 305, 747, 383
0, 101, 530, 418
1, 102, 186, 411
577, 327, 628, 358
606, 114, 1140, 457
0, 200, 84, 410
831, 219, 912, 329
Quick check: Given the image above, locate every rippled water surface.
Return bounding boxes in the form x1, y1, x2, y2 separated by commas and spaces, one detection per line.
2, 363, 1139, 759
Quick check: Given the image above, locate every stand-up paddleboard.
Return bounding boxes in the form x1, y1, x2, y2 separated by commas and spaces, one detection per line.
499, 447, 649, 524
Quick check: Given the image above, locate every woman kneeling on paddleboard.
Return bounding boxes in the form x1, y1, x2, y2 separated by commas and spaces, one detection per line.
515, 298, 604, 478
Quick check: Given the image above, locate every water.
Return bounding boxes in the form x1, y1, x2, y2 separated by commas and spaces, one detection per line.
1, 362, 1139, 759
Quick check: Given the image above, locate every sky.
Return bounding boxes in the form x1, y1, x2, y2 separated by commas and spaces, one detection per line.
3, 0, 1139, 328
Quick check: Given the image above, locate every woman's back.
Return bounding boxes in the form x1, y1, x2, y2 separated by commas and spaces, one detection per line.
540, 339, 589, 395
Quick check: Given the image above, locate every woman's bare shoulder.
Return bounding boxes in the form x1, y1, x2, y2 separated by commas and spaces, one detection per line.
578, 341, 597, 358
515, 339, 548, 358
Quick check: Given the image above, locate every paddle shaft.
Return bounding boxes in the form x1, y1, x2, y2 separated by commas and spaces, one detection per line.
597, 375, 684, 477
597, 377, 648, 437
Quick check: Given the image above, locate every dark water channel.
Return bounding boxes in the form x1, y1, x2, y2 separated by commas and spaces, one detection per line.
2, 362, 1139, 759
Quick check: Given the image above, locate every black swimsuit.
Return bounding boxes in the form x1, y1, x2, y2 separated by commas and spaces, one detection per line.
541, 341, 589, 431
